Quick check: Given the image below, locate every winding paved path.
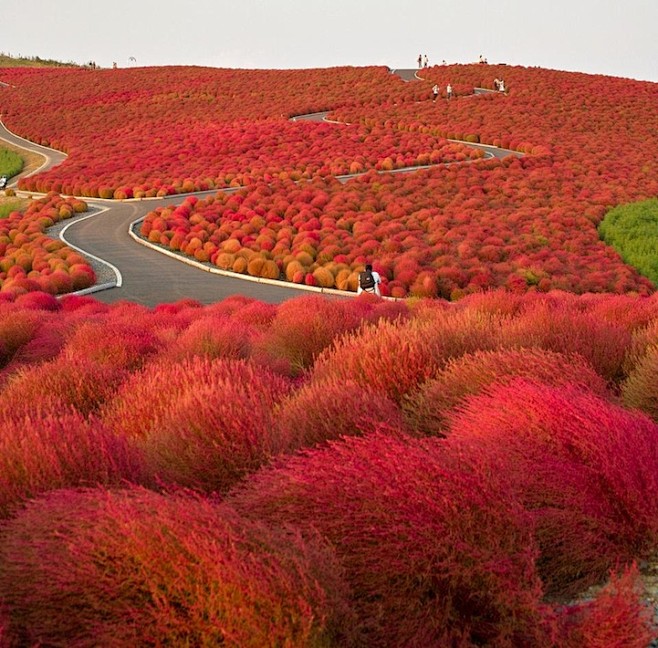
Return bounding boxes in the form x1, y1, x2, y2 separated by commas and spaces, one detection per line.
0, 70, 519, 306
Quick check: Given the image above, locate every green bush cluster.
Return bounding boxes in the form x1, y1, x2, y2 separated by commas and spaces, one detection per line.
599, 198, 658, 286
0, 147, 23, 179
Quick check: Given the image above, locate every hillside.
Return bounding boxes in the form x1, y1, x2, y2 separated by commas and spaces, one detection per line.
0, 53, 78, 68
0, 64, 657, 298
0, 61, 658, 645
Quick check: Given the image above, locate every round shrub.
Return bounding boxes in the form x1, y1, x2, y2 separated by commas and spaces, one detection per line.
0, 410, 145, 518
445, 380, 658, 595
403, 348, 611, 436
0, 488, 358, 647
252, 295, 363, 377
276, 377, 407, 450
229, 432, 549, 647
163, 315, 254, 361
0, 356, 130, 417
101, 358, 291, 492
498, 301, 632, 382
310, 309, 505, 404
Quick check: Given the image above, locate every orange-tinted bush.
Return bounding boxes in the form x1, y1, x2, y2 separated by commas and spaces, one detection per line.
621, 344, 658, 421
276, 377, 407, 450
102, 358, 291, 492
252, 295, 363, 376
0, 488, 358, 647
558, 564, 655, 648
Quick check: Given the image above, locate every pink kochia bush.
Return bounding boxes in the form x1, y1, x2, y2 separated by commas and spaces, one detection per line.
445, 380, 658, 595
229, 431, 550, 647
0, 487, 358, 647
101, 358, 292, 492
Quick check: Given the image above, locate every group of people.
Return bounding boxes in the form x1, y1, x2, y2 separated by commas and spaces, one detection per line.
417, 54, 429, 69
418, 55, 450, 69
493, 77, 506, 92
431, 83, 453, 101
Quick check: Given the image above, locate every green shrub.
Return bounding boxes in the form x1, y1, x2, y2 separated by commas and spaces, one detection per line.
599, 199, 658, 285
0, 147, 24, 179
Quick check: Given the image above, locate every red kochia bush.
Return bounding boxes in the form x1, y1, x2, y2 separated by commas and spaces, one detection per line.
102, 358, 291, 492
252, 295, 364, 377
275, 377, 407, 450
309, 309, 505, 403
0, 356, 129, 417
558, 564, 655, 647
446, 380, 658, 595
229, 431, 549, 647
0, 488, 358, 647
163, 314, 255, 361
499, 300, 632, 382
59, 319, 161, 371
403, 348, 611, 436
0, 411, 144, 518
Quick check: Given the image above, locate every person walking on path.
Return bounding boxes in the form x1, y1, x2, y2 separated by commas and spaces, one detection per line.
358, 264, 382, 297
432, 84, 440, 101
423, 54, 429, 68
418, 54, 422, 68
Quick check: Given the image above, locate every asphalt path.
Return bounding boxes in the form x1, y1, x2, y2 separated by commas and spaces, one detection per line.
0, 70, 519, 306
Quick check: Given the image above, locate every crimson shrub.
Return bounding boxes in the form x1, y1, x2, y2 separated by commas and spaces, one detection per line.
229, 431, 550, 646
446, 380, 658, 595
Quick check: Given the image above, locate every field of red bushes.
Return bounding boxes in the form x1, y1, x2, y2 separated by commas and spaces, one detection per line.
1, 63, 657, 297
1, 60, 658, 644
0, 192, 95, 297
0, 288, 657, 645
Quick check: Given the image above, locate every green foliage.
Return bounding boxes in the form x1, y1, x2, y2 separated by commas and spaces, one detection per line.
599, 199, 658, 286
0, 52, 77, 68
0, 147, 23, 178
0, 198, 25, 219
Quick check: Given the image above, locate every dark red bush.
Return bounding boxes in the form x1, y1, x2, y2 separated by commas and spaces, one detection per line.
229, 431, 550, 646
0, 411, 145, 518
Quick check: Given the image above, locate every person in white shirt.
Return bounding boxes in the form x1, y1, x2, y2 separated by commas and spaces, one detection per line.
446, 83, 453, 99
432, 84, 439, 101
357, 264, 382, 297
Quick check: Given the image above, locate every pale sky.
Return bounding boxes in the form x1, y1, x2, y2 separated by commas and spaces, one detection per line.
2, 0, 656, 82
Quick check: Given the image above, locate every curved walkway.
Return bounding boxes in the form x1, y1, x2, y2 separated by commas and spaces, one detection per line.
0, 72, 520, 306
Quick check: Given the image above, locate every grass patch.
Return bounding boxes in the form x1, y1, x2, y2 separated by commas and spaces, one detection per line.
0, 196, 27, 218
0, 147, 24, 178
599, 198, 658, 286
